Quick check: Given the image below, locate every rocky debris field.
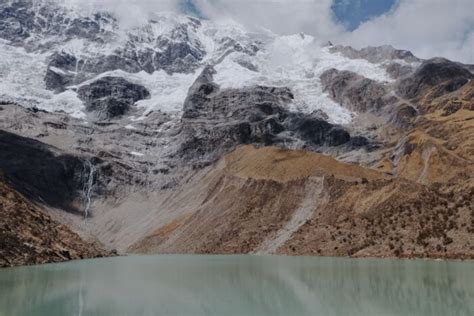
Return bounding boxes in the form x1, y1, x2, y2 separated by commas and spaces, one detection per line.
0, 178, 111, 268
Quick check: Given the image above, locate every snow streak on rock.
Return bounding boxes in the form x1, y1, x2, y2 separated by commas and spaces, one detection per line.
82, 159, 95, 220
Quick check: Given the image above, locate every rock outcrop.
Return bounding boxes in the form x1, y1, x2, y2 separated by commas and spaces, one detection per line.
77, 77, 150, 119
398, 58, 473, 100
320, 69, 390, 113
0, 1, 115, 49
178, 67, 370, 165
0, 2, 213, 93
384, 62, 416, 79
330, 45, 420, 64
44, 52, 80, 92
0, 129, 93, 212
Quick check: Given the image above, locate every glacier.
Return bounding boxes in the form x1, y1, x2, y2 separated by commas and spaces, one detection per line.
0, 2, 408, 125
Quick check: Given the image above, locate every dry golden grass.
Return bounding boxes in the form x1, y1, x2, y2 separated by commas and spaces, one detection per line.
225, 145, 387, 183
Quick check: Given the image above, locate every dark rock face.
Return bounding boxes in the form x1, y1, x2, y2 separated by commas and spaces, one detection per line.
385, 62, 415, 79
398, 58, 473, 99
330, 45, 419, 64
150, 29, 206, 74
182, 66, 220, 119
0, 129, 89, 212
1, 2, 265, 94
178, 67, 366, 164
0, 2, 210, 92
320, 69, 423, 129
320, 69, 389, 113
78, 27, 207, 77
40, 14, 208, 91
218, 36, 260, 57
283, 114, 351, 147
0, 1, 36, 43
45, 52, 79, 92
0, 1, 115, 49
77, 77, 150, 120
42, 25, 209, 92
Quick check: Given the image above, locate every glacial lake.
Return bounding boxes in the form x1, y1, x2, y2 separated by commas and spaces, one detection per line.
0, 255, 473, 316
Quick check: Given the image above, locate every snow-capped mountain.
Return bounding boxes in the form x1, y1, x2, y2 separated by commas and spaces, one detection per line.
1, 0, 474, 263
0, 0, 418, 123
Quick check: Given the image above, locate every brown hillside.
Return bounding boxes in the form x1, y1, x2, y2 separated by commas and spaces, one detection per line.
0, 178, 111, 267
132, 145, 474, 259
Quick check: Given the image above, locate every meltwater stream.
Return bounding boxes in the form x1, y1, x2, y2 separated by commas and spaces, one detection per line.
0, 255, 473, 316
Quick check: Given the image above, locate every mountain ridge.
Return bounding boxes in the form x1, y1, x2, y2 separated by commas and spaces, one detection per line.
0, 1, 473, 266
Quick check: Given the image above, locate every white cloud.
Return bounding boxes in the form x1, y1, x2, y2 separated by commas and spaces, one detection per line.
60, 0, 180, 28
61, 0, 344, 40
57, 0, 474, 63
193, 0, 474, 63
341, 0, 474, 63
194, 0, 344, 39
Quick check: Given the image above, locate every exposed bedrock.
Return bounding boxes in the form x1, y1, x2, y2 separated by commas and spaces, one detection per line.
320, 68, 422, 129
44, 52, 81, 92
321, 58, 473, 132
398, 58, 473, 100
329, 45, 420, 64
79, 35, 207, 76
0, 1, 115, 48
44, 42, 206, 92
320, 69, 390, 113
390, 103, 419, 129
77, 77, 150, 120
178, 67, 370, 164
2, 2, 263, 93
37, 15, 214, 92
384, 62, 416, 80
0, 129, 108, 213
42, 40, 211, 95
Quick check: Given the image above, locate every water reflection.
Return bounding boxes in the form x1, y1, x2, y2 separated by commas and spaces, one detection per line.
0, 255, 473, 316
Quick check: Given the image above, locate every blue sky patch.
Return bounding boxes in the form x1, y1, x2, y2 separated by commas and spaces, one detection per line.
179, 0, 204, 18
331, 0, 397, 31
181, 0, 398, 31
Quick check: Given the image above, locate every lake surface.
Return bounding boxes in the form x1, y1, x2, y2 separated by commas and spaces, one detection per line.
0, 255, 473, 316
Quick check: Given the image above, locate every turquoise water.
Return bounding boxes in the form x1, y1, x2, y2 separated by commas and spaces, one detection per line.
0, 255, 473, 316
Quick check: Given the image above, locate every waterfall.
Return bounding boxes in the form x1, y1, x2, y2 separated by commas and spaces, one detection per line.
82, 159, 96, 220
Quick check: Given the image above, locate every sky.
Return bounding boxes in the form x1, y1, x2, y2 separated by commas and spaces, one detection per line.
71, 0, 474, 63
331, 0, 397, 31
